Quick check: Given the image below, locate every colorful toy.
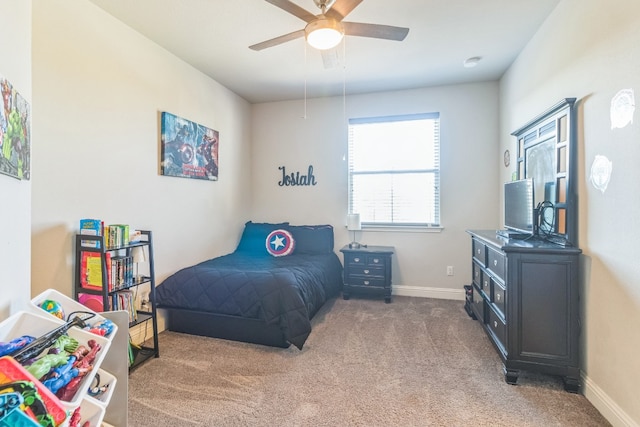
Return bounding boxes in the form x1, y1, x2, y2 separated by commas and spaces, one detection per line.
0, 357, 67, 427
87, 319, 115, 337
10, 316, 86, 364
25, 353, 69, 381
0, 336, 35, 358
57, 340, 101, 401
39, 299, 64, 320
41, 357, 78, 394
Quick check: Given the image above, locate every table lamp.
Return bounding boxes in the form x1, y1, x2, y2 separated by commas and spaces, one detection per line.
131, 246, 147, 284
347, 213, 362, 249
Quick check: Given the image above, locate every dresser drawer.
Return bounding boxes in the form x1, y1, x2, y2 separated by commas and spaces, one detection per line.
487, 248, 506, 282
472, 263, 482, 287
488, 306, 506, 351
472, 239, 487, 265
471, 285, 485, 323
480, 270, 491, 297
492, 280, 506, 317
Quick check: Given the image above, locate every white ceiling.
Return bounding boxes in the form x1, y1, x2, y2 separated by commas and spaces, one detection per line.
87, 0, 561, 104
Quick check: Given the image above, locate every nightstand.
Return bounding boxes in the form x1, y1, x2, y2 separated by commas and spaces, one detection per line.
340, 245, 394, 303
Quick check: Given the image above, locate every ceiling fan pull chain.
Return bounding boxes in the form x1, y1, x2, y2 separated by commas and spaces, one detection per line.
303, 41, 308, 119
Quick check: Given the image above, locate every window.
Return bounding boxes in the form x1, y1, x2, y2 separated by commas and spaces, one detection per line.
348, 113, 440, 227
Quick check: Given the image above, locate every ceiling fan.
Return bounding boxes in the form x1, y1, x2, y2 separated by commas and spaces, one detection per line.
249, 0, 410, 52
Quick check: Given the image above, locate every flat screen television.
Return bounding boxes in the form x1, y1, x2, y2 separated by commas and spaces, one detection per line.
503, 178, 535, 236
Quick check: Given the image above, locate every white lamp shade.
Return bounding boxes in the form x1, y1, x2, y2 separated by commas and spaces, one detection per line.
347, 213, 361, 231
131, 246, 147, 263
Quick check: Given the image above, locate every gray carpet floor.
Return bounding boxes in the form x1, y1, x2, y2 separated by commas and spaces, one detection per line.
128, 296, 610, 426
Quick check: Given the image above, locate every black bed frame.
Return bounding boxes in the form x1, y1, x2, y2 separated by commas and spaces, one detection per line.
164, 307, 290, 348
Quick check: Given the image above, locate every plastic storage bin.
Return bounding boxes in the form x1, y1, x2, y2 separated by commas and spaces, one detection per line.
0, 310, 111, 412
30, 289, 117, 341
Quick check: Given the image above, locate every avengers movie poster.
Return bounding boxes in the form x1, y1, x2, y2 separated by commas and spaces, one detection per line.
0, 75, 30, 180
160, 111, 219, 181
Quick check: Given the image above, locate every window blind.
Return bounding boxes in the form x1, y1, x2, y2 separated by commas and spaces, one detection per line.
348, 113, 440, 227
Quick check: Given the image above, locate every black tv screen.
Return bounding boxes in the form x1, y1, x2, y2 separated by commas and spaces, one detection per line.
504, 178, 534, 235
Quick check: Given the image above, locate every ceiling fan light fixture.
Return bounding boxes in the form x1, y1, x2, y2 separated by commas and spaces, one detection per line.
305, 18, 344, 50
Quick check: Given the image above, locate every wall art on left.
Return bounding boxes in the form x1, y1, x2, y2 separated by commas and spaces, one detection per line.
0, 75, 30, 180
160, 111, 218, 181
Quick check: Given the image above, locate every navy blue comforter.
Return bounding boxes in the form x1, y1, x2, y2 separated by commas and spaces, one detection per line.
156, 252, 343, 349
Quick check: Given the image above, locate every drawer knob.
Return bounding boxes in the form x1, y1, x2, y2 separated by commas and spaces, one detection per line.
475, 271, 479, 277
373, 258, 380, 264
363, 280, 370, 286
484, 280, 488, 288
477, 249, 481, 254
354, 257, 360, 262
364, 269, 370, 274
494, 320, 498, 328
496, 294, 501, 301
493, 259, 497, 266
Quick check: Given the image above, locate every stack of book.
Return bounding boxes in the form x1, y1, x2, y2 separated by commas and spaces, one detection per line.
79, 219, 137, 292
111, 290, 137, 324
79, 219, 132, 249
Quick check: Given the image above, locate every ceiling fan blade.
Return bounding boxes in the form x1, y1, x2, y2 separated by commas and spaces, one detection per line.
265, 0, 317, 23
324, 0, 363, 21
321, 48, 340, 69
343, 22, 409, 41
249, 29, 305, 51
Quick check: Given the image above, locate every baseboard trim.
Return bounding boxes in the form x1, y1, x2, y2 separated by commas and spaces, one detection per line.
392, 285, 466, 301
582, 373, 638, 427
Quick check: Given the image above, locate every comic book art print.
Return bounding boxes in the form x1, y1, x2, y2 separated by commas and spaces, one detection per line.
160, 112, 219, 181
0, 75, 30, 180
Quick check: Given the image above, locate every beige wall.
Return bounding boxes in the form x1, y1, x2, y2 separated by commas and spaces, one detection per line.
500, 0, 640, 424
251, 82, 500, 298
30, 0, 253, 302
0, 0, 32, 319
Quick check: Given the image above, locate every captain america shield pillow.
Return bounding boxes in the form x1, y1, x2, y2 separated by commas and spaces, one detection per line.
265, 229, 295, 257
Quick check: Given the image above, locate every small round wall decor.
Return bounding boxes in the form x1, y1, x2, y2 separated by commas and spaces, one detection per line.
504, 149, 511, 167
266, 229, 295, 257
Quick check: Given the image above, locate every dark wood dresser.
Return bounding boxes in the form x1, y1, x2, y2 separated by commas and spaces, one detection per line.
340, 245, 394, 303
466, 230, 582, 392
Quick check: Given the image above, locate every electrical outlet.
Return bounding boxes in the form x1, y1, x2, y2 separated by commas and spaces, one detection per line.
447, 266, 454, 276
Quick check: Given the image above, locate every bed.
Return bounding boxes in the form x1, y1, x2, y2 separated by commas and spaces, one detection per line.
156, 222, 343, 349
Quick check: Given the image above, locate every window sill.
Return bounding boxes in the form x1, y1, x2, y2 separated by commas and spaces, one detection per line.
348, 225, 444, 233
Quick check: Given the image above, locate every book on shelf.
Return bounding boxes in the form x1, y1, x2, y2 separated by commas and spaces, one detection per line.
80, 252, 102, 290
79, 218, 103, 248
104, 224, 130, 248
80, 251, 112, 291
112, 290, 137, 323
110, 255, 133, 290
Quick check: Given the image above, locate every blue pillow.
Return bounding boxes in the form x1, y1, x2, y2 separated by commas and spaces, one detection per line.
289, 225, 334, 254
235, 221, 289, 255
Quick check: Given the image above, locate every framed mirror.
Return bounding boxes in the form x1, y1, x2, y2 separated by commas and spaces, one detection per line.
512, 98, 577, 245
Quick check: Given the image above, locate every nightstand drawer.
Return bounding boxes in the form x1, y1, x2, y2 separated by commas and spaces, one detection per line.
348, 265, 385, 278
348, 276, 386, 287
347, 253, 387, 267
